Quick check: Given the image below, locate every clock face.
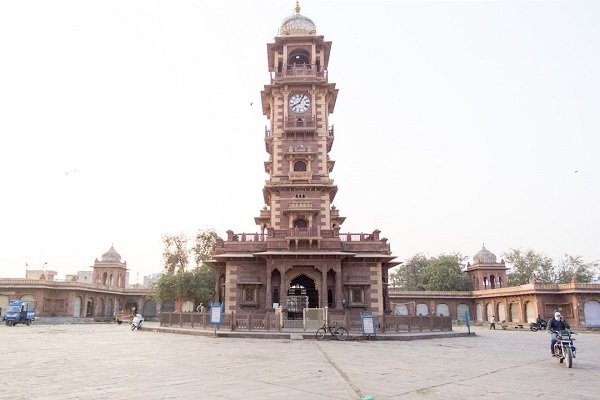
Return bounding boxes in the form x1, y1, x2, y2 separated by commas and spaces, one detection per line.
289, 93, 310, 113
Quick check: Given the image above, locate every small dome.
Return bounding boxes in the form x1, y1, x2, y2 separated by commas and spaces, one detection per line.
279, 2, 316, 36
101, 245, 121, 262
473, 245, 497, 264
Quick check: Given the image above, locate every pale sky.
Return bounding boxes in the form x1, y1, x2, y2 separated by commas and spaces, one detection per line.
1, 1, 599, 283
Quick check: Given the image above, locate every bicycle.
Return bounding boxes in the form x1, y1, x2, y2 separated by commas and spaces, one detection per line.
316, 321, 349, 341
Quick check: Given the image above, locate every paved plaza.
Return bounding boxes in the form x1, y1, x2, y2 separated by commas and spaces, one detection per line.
1, 323, 599, 400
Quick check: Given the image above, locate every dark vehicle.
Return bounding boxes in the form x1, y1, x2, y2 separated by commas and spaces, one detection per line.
552, 330, 577, 368
530, 319, 548, 332
3, 300, 36, 326
316, 321, 348, 341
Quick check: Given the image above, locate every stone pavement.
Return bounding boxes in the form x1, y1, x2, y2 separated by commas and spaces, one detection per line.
1, 323, 599, 400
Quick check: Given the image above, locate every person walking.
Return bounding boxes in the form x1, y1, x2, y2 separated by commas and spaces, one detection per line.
489, 315, 496, 330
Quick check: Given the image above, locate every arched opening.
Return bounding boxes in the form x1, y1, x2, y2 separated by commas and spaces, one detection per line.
490, 275, 496, 289
498, 302, 506, 322
476, 303, 484, 321
86, 298, 94, 317
483, 277, 488, 289
416, 303, 429, 316
486, 303, 493, 321
498, 276, 503, 288
107, 299, 114, 317
457, 304, 470, 321
293, 218, 308, 229
525, 301, 536, 323
436, 303, 450, 317
102, 272, 108, 285
288, 50, 310, 66
96, 298, 105, 317
583, 300, 600, 326
327, 269, 336, 308
294, 160, 307, 171
287, 274, 317, 319
109, 274, 113, 286
73, 296, 82, 318
143, 300, 157, 317
509, 303, 520, 322
271, 269, 281, 307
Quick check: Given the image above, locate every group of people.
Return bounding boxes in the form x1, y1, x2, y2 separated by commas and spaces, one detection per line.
489, 311, 570, 356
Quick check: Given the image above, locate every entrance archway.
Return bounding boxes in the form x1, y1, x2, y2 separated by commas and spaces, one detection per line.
287, 274, 318, 319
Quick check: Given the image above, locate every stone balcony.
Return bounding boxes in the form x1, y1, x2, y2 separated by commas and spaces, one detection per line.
213, 229, 391, 254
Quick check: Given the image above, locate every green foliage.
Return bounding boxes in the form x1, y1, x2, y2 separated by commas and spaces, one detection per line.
554, 254, 594, 283
503, 249, 595, 285
421, 253, 470, 291
504, 249, 556, 285
156, 230, 218, 306
393, 253, 469, 291
392, 253, 428, 290
162, 233, 189, 274
191, 229, 218, 265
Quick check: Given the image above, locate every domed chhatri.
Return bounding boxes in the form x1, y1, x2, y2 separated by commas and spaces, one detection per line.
473, 245, 497, 264
101, 244, 122, 262
279, 1, 316, 36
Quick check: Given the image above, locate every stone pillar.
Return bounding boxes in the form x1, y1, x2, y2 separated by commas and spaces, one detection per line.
321, 266, 328, 308
265, 265, 272, 310
281, 267, 288, 313
335, 265, 343, 310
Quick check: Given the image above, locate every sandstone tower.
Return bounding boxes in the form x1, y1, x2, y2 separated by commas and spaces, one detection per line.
210, 3, 397, 318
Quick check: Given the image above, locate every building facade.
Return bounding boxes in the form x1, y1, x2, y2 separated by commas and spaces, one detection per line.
209, 4, 398, 318
389, 246, 600, 328
0, 245, 157, 321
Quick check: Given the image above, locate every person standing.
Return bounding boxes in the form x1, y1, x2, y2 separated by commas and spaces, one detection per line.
489, 315, 496, 330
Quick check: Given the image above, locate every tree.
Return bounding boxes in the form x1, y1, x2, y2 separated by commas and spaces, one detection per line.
393, 253, 428, 290
191, 229, 218, 265
162, 233, 189, 274
393, 253, 470, 291
156, 230, 218, 310
421, 253, 470, 291
503, 248, 554, 285
554, 254, 594, 283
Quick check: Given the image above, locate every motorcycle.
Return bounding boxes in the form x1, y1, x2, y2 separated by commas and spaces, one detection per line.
131, 314, 144, 331
552, 330, 576, 368
530, 319, 547, 332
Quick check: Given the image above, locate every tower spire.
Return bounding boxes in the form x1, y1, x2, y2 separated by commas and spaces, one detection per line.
295, 1, 301, 14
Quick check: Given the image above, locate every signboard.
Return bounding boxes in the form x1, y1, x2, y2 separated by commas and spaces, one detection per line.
210, 303, 223, 325
360, 312, 376, 336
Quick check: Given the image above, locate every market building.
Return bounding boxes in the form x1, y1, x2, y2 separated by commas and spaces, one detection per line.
0, 245, 157, 321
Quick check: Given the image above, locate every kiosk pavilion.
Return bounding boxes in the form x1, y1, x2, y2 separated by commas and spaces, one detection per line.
209, 4, 398, 318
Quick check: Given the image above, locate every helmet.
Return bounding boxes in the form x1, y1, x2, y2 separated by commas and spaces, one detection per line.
554, 312, 562, 319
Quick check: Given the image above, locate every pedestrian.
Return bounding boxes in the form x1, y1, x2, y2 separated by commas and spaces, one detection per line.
489, 315, 496, 330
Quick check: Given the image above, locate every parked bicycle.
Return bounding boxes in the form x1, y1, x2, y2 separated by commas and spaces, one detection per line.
316, 321, 349, 341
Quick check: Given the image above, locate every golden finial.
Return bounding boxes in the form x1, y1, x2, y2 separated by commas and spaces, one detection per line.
295, 1, 301, 14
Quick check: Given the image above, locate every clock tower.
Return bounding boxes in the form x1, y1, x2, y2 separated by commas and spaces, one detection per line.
256, 2, 342, 244
210, 3, 397, 318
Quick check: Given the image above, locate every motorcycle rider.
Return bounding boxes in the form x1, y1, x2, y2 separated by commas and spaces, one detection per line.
547, 311, 570, 356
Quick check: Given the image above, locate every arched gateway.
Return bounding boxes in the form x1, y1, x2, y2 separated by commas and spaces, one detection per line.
207, 4, 398, 319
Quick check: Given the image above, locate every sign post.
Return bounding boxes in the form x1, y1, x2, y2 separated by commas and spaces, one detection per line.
210, 303, 223, 337
360, 312, 376, 339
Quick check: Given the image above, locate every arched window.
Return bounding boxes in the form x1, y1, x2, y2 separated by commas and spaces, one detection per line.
294, 219, 308, 228
294, 161, 307, 171
288, 50, 310, 66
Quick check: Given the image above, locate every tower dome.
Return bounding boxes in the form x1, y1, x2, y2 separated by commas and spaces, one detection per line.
473, 245, 497, 264
279, 2, 316, 36
101, 245, 121, 262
